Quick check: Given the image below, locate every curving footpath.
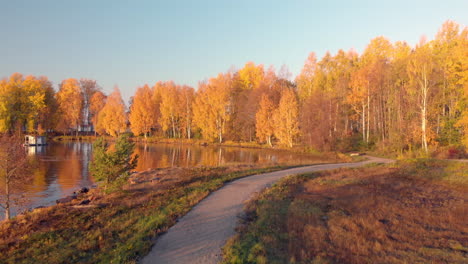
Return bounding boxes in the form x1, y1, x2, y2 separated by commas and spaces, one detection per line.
140, 156, 394, 264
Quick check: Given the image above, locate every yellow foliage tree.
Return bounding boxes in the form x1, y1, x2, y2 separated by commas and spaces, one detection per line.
274, 89, 299, 148
158, 81, 181, 138
229, 62, 265, 141
179, 85, 195, 139
129, 85, 157, 137
56, 78, 83, 134
407, 40, 436, 153
0, 73, 51, 134
96, 88, 127, 137
36, 77, 58, 134
455, 26, 468, 147
348, 65, 371, 143
255, 94, 275, 146
238, 62, 264, 90
193, 73, 232, 143
296, 52, 318, 100
90, 91, 106, 135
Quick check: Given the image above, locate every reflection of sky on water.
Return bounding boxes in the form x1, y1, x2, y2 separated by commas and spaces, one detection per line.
2, 142, 320, 217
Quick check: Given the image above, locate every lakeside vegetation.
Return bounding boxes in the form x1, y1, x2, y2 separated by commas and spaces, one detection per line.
0, 147, 339, 264
0, 21, 467, 157
0, 166, 287, 263
222, 160, 468, 264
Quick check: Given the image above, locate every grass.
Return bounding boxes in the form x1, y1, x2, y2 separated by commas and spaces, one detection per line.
53, 135, 103, 142
0, 161, 336, 264
222, 159, 468, 264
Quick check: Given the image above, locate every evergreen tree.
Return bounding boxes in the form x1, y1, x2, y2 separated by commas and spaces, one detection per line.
89, 134, 138, 192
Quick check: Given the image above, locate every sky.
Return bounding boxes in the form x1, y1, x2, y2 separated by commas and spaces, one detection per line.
1, 0, 467, 103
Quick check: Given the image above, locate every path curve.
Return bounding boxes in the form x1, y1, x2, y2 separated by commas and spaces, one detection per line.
140, 156, 394, 264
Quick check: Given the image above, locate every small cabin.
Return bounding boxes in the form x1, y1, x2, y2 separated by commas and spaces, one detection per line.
24, 135, 47, 146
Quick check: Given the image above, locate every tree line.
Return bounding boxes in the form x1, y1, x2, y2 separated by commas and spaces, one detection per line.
0, 21, 467, 153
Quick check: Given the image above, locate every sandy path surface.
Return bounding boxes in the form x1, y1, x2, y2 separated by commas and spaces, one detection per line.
140, 156, 393, 264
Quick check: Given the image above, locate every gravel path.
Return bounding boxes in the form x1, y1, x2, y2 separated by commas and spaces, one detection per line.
140, 156, 393, 264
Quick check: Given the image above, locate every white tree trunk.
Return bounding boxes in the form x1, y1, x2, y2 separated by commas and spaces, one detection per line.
421, 66, 429, 153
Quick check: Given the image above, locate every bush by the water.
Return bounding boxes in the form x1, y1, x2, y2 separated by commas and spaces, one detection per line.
89, 134, 138, 192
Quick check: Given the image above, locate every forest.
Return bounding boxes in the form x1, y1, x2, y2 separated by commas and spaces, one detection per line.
0, 21, 467, 155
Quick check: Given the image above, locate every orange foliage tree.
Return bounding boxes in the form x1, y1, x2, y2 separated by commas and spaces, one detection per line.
179, 85, 195, 139
129, 85, 157, 138
96, 88, 127, 137
255, 94, 275, 146
274, 89, 299, 147
56, 78, 83, 135
193, 73, 232, 143
158, 81, 181, 138
89, 91, 107, 136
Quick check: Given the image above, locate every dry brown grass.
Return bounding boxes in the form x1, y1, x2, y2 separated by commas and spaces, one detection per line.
223, 160, 468, 264
0, 164, 289, 264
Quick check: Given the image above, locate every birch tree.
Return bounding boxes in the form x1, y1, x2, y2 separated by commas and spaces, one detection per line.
129, 85, 157, 138
255, 94, 275, 146
96, 88, 127, 137
193, 73, 232, 143
274, 89, 299, 148
407, 40, 436, 153
0, 135, 32, 220
56, 78, 83, 135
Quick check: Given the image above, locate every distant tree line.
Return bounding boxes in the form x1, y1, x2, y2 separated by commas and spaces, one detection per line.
0, 21, 467, 153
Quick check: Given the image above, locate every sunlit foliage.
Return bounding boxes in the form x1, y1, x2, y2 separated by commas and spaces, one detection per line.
1, 20, 467, 152
96, 88, 127, 137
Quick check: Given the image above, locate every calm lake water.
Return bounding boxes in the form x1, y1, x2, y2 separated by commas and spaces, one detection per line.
2, 142, 321, 217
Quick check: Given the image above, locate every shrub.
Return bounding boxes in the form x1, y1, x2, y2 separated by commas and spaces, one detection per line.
89, 134, 138, 192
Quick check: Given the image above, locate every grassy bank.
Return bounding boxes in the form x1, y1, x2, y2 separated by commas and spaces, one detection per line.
53, 135, 102, 142
222, 159, 468, 264
0, 161, 337, 264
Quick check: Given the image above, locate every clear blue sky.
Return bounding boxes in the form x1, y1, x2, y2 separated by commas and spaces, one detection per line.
1, 0, 467, 103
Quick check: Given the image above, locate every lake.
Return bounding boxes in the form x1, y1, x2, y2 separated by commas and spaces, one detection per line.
2, 141, 322, 217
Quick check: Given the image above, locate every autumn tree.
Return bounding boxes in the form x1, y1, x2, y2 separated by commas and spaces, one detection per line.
179, 85, 195, 139
36, 77, 59, 134
0, 135, 33, 220
230, 62, 265, 141
301, 90, 335, 150
431, 21, 466, 145
407, 40, 436, 153
238, 61, 264, 90
90, 91, 107, 135
129, 85, 157, 138
383, 41, 413, 152
0, 73, 51, 134
150, 82, 164, 135
455, 26, 468, 147
80, 79, 101, 131
274, 89, 299, 147
458, 81, 468, 147
296, 53, 318, 100
255, 94, 275, 146
348, 65, 371, 143
193, 73, 232, 143
56, 78, 83, 135
297, 50, 355, 150
96, 88, 127, 137
158, 81, 181, 138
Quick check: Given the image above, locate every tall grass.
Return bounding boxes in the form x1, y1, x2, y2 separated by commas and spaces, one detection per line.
223, 160, 468, 263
